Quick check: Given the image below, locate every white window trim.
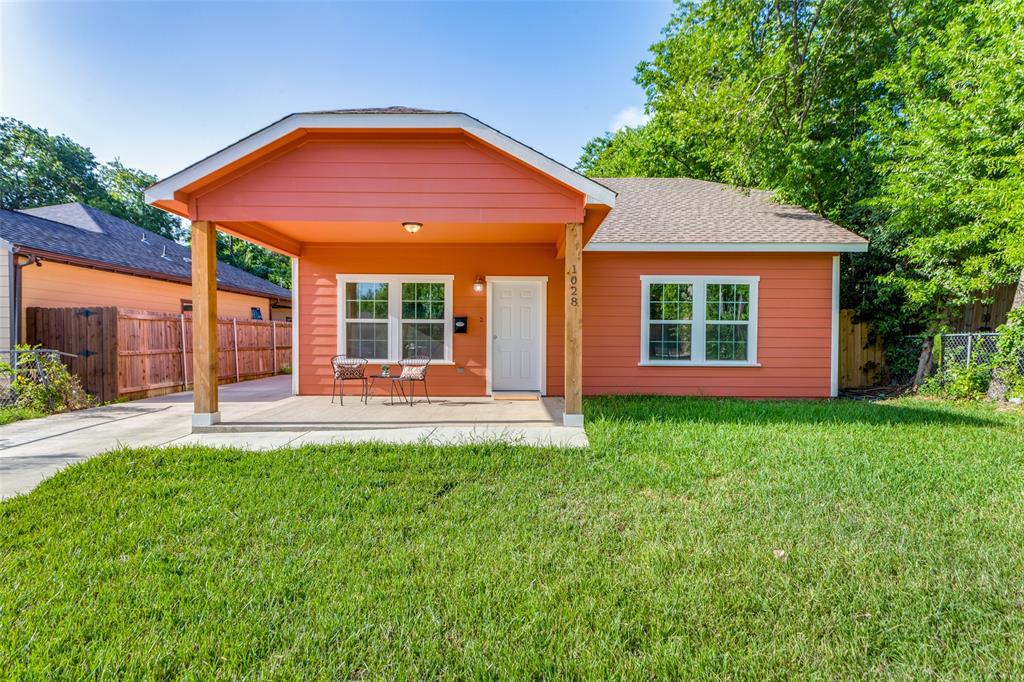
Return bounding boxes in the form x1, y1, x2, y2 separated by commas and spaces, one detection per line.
640, 275, 760, 367
336, 274, 455, 364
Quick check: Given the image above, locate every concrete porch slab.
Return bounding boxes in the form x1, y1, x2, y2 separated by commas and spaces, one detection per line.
172, 425, 588, 449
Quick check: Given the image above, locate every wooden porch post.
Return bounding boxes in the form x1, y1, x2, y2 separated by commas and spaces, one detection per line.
564, 222, 583, 426
191, 220, 220, 427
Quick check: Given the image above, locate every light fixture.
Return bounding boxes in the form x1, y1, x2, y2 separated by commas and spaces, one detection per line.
473, 276, 485, 293
403, 221, 422, 234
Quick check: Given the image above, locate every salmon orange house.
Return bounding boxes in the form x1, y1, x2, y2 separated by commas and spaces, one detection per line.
145, 107, 867, 428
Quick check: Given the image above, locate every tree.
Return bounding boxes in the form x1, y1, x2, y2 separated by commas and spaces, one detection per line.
868, 0, 1024, 319
0, 117, 104, 209
215, 233, 291, 290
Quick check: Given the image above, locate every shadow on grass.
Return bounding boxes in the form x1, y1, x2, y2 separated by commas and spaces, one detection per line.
585, 395, 1005, 428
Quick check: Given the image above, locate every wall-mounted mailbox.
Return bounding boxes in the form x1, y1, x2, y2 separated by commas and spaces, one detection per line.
453, 316, 468, 334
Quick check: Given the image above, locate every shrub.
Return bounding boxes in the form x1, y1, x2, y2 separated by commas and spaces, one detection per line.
992, 308, 1024, 399
1, 346, 95, 414
921, 361, 992, 400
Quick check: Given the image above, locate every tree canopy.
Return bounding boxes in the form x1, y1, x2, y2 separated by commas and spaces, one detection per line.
0, 117, 290, 289
579, 0, 1024, 345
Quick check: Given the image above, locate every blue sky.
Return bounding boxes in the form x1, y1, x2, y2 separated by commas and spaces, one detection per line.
1, 1, 672, 179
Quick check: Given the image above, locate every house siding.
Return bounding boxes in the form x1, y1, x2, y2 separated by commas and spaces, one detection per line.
584, 252, 834, 398
0, 245, 10, 351
297, 247, 835, 399
297, 243, 564, 396
19, 260, 274, 341
194, 134, 584, 224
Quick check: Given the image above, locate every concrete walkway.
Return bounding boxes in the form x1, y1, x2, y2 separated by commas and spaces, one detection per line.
0, 376, 587, 499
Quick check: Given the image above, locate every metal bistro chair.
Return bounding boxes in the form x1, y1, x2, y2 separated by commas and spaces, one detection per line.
331, 356, 368, 405
395, 356, 431, 406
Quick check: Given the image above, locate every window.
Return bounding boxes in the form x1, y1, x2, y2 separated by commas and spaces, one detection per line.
337, 275, 453, 362
181, 299, 193, 313
641, 276, 759, 365
250, 307, 263, 320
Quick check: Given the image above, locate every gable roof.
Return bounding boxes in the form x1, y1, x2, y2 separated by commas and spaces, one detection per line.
145, 108, 617, 208
0, 203, 291, 301
588, 177, 867, 252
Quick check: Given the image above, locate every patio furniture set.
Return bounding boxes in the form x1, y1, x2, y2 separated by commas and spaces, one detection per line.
330, 356, 431, 406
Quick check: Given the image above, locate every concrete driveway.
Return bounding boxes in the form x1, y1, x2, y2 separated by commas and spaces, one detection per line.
0, 376, 294, 499
0, 375, 586, 499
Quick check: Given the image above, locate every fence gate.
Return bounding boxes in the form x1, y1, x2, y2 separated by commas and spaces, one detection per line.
25, 306, 119, 403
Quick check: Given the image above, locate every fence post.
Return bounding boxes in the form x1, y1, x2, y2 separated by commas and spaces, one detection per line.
180, 313, 188, 390
271, 320, 277, 375
966, 334, 973, 366
233, 318, 240, 383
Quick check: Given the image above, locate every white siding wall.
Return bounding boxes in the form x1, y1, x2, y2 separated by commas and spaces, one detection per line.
0, 246, 10, 351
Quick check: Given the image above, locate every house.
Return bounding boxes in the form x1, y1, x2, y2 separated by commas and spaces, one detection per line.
144, 107, 867, 427
0, 203, 292, 351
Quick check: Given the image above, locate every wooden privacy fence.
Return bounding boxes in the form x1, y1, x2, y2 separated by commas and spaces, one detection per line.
26, 307, 292, 402
838, 309, 886, 389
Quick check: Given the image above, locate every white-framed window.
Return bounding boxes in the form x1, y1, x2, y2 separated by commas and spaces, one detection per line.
640, 275, 759, 366
336, 274, 454, 363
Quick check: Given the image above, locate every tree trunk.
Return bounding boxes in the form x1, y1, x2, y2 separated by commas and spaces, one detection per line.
912, 336, 934, 387
986, 269, 1024, 401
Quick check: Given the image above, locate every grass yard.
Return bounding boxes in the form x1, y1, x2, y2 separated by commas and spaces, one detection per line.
2, 397, 1023, 678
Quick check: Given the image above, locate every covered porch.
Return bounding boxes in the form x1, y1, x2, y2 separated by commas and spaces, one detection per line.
145, 109, 615, 431
164, 375, 587, 448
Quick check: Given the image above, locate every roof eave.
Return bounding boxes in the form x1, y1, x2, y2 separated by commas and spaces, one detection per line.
584, 241, 869, 253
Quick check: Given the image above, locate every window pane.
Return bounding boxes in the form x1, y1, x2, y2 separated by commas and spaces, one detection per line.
706, 323, 748, 361
346, 282, 388, 319
649, 323, 692, 361
346, 321, 388, 359
706, 283, 750, 321
649, 282, 693, 321
401, 281, 445, 320
402, 322, 445, 359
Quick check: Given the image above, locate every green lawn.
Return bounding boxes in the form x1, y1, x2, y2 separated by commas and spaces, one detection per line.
2, 397, 1023, 678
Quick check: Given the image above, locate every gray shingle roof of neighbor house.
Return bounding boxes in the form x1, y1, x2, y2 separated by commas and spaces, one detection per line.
589, 177, 867, 251
0, 203, 291, 301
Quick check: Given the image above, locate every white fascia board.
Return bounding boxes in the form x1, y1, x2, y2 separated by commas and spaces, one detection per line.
145, 113, 616, 207
585, 241, 868, 253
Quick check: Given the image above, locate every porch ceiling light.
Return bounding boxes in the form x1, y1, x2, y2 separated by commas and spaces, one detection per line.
473, 276, 485, 293
403, 221, 422, 234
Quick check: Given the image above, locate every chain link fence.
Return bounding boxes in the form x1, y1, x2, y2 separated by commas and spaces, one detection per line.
0, 348, 77, 409
937, 331, 1024, 379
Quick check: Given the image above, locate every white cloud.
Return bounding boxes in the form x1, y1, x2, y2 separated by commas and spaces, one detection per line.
609, 105, 651, 132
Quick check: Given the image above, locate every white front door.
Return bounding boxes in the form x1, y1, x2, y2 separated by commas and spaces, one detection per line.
491, 281, 543, 392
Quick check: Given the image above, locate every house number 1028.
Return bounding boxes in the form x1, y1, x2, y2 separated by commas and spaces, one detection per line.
568, 264, 579, 307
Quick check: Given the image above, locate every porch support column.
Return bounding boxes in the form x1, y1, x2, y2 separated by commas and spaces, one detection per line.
563, 222, 583, 426
191, 220, 220, 427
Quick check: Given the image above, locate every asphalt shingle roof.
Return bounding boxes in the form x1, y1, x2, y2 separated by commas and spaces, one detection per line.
0, 203, 291, 301
591, 177, 866, 246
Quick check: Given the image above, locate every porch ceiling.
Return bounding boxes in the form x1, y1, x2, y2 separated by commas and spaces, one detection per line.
225, 220, 564, 247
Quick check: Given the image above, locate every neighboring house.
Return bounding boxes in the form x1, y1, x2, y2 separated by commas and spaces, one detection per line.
144, 107, 867, 427
0, 203, 292, 349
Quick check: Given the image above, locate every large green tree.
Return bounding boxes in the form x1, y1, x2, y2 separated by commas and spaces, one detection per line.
868, 0, 1024, 317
